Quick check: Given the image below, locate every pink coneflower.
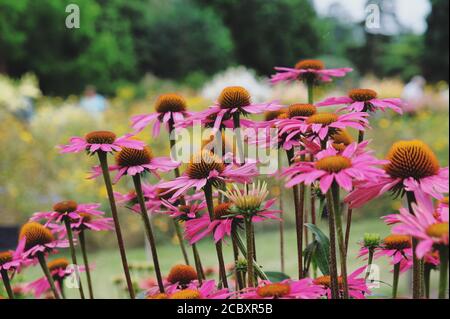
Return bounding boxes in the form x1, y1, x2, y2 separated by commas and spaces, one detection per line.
392, 198, 449, 259
24, 258, 87, 298
182, 86, 281, 133
346, 140, 449, 208
168, 280, 231, 299
59, 131, 144, 154
18, 222, 68, 259
314, 266, 370, 299
131, 93, 193, 136
374, 234, 414, 273
115, 181, 168, 214
239, 278, 324, 299
278, 111, 369, 141
283, 143, 387, 194
162, 198, 207, 220
158, 150, 258, 199
271, 59, 352, 84
31, 201, 104, 226
317, 88, 404, 114
89, 145, 179, 183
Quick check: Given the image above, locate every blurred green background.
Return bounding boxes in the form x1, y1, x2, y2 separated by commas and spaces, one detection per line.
0, 0, 448, 298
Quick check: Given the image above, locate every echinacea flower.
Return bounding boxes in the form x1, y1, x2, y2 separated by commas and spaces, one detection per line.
278, 111, 369, 141
314, 266, 370, 299
18, 222, 69, 259
392, 197, 449, 258
182, 86, 282, 133
271, 59, 352, 84
24, 258, 87, 298
131, 93, 193, 136
159, 150, 258, 200
346, 140, 449, 208
167, 264, 198, 287
168, 280, 230, 299
89, 146, 180, 183
59, 131, 144, 154
283, 143, 387, 194
239, 278, 324, 299
31, 201, 105, 226
317, 88, 404, 114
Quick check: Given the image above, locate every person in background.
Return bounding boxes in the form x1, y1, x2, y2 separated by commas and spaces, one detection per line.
80, 85, 107, 115
401, 76, 426, 115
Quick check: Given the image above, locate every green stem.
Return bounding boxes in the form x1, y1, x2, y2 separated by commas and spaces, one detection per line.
245, 217, 255, 288
192, 244, 204, 284
365, 248, 375, 281
424, 263, 432, 299
204, 183, 228, 288
58, 278, 66, 299
438, 245, 448, 299
286, 148, 304, 279
406, 191, 424, 299
64, 218, 85, 299
231, 234, 242, 290
325, 189, 340, 299
331, 183, 349, 299
278, 149, 286, 273
79, 230, 94, 299
37, 252, 60, 299
132, 174, 164, 293
97, 151, 135, 299
307, 80, 314, 104
358, 130, 365, 144
232, 113, 245, 163
392, 262, 401, 299
0, 269, 14, 299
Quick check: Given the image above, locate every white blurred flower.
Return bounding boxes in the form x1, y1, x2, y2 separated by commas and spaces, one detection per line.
0, 73, 41, 112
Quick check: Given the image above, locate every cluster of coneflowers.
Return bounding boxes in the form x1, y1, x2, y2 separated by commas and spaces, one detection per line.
1, 58, 448, 300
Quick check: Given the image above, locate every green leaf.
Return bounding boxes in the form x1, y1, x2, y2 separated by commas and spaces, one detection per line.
304, 223, 330, 275
264, 271, 290, 283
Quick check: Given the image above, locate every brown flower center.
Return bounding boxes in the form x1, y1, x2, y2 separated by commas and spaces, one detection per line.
85, 131, 116, 144
295, 59, 325, 70
257, 283, 291, 298
167, 264, 198, 285
218, 86, 251, 109
315, 155, 352, 173
264, 110, 286, 121
314, 275, 343, 287
47, 258, 70, 272
348, 89, 377, 102
287, 104, 317, 118
155, 93, 187, 113
19, 222, 55, 251
116, 146, 153, 167
214, 203, 232, 219
53, 200, 78, 214
0, 251, 13, 266
186, 151, 225, 180
426, 222, 449, 239
306, 113, 339, 125
383, 235, 412, 250
170, 289, 201, 299
384, 140, 440, 180
331, 129, 354, 151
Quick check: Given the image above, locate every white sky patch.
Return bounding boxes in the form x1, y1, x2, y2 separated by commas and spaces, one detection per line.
313, 0, 431, 34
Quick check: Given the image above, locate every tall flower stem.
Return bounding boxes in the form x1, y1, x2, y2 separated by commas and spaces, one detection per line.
365, 248, 375, 281
307, 79, 314, 104
406, 191, 424, 299
79, 230, 94, 299
286, 148, 304, 278
0, 269, 14, 299
192, 244, 204, 284
204, 183, 228, 288
325, 188, 340, 299
168, 120, 191, 266
232, 113, 245, 163
231, 228, 268, 280
424, 263, 432, 299
63, 218, 85, 299
392, 262, 401, 299
231, 229, 241, 290
132, 174, 164, 293
57, 278, 66, 299
331, 183, 349, 299
278, 150, 285, 273
438, 245, 448, 299
37, 252, 60, 299
97, 151, 135, 298
244, 217, 255, 288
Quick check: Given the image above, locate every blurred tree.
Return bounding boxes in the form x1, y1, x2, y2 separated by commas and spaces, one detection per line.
195, 0, 323, 75
422, 0, 449, 83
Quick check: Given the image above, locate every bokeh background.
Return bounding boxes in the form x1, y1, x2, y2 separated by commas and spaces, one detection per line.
0, 0, 448, 298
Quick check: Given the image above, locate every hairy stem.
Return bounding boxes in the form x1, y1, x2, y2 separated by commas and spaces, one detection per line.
64, 218, 85, 299
392, 262, 401, 299
79, 230, 94, 299
438, 245, 448, 299
0, 269, 14, 299
37, 252, 60, 299
245, 217, 255, 288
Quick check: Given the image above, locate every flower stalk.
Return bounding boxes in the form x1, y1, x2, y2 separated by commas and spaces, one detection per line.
97, 151, 135, 299
79, 230, 94, 299
132, 174, 165, 293
37, 252, 60, 299
392, 262, 401, 299
0, 269, 14, 299
325, 188, 340, 299
244, 216, 255, 288
438, 245, 448, 299
63, 217, 85, 299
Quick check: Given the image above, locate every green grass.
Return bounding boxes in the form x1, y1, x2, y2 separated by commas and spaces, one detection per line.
13, 217, 440, 299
